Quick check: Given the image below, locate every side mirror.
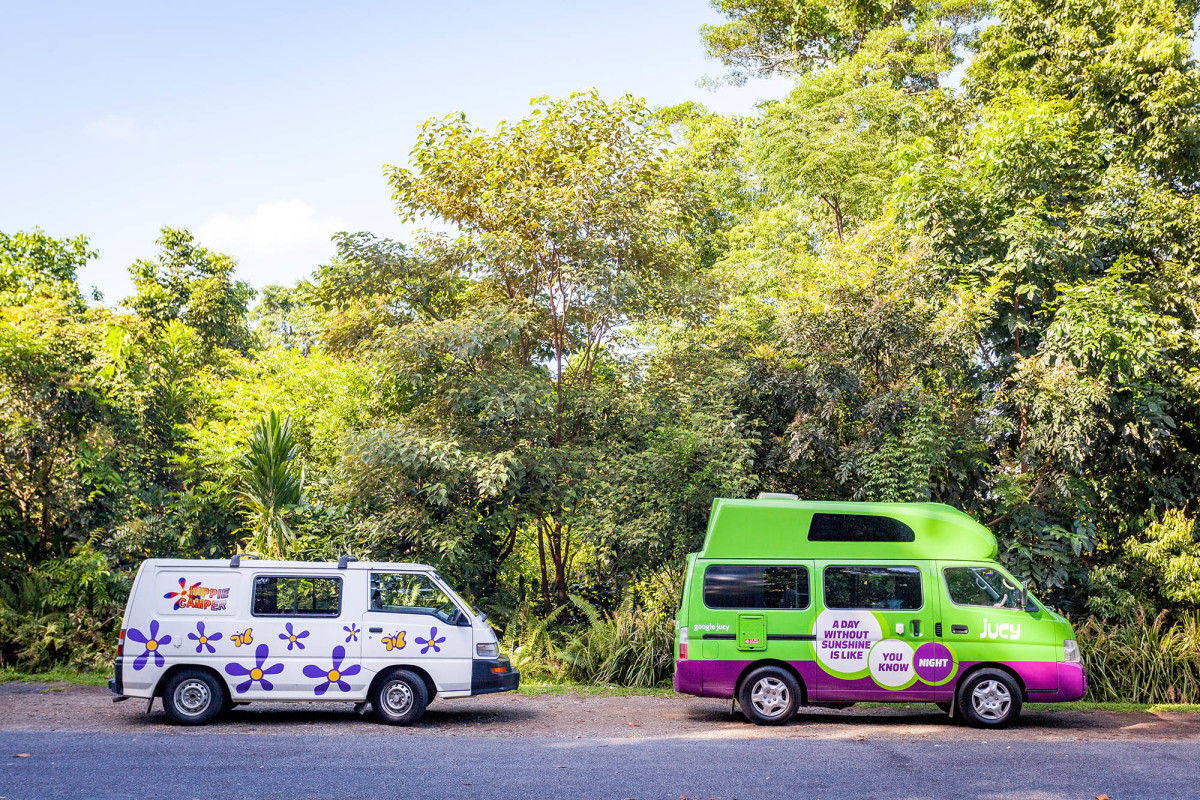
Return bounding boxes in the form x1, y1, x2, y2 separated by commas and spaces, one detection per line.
1020, 580, 1032, 611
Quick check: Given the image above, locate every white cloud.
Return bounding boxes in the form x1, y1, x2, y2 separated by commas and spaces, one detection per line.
83, 114, 155, 144
197, 200, 348, 260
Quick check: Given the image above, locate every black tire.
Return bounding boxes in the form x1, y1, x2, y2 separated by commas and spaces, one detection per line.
738, 665, 801, 726
370, 669, 429, 725
161, 669, 226, 726
956, 669, 1022, 729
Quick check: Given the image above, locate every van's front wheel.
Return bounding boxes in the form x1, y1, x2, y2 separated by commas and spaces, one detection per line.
957, 669, 1022, 728
371, 669, 429, 725
162, 669, 226, 726
738, 666, 801, 726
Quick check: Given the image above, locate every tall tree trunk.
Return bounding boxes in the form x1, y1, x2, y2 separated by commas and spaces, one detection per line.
536, 521, 552, 614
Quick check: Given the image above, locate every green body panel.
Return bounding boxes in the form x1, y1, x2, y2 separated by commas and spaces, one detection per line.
935, 559, 1066, 665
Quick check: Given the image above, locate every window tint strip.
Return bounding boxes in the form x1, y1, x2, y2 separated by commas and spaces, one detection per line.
251, 575, 342, 617
822, 565, 922, 610
808, 513, 915, 543
702, 565, 810, 610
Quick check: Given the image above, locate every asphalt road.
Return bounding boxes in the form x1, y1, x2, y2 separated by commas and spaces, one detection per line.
0, 732, 1194, 799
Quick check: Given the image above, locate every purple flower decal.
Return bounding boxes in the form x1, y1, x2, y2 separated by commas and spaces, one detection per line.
278, 622, 309, 651
415, 626, 446, 655
187, 621, 222, 654
343, 623, 359, 643
225, 643, 283, 693
302, 645, 362, 695
127, 620, 172, 670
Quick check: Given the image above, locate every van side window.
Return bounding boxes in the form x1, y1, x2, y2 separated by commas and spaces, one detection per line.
808, 513, 915, 543
252, 576, 341, 616
370, 573, 461, 623
703, 565, 810, 609
944, 566, 1025, 609
823, 566, 921, 610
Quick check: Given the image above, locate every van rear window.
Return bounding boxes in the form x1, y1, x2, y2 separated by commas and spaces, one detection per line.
808, 513, 915, 543
823, 566, 922, 610
702, 565, 810, 609
252, 576, 341, 616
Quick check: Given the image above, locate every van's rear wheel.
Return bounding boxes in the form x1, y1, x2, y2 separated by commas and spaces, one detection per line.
738, 666, 801, 726
957, 669, 1022, 728
162, 669, 226, 726
370, 669, 428, 725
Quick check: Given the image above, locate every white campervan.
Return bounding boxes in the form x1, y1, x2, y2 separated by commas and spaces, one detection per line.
108, 556, 519, 725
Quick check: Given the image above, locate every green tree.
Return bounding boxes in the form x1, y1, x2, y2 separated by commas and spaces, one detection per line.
881, 0, 1200, 599
127, 227, 255, 356
0, 300, 106, 560
327, 92, 708, 609
238, 411, 305, 558
250, 284, 320, 352
700, 0, 986, 84
0, 230, 94, 308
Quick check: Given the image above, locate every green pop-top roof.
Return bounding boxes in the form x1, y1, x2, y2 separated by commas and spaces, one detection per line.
697, 497, 998, 561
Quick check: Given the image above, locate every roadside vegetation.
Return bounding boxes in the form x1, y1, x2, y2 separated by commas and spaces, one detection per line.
4, 0, 1200, 704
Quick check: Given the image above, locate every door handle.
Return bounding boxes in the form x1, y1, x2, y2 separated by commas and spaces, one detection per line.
951, 625, 969, 635
911, 619, 920, 637
368, 627, 383, 633
935, 622, 942, 637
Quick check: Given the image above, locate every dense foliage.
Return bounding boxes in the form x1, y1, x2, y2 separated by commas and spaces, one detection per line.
2, 0, 1200, 689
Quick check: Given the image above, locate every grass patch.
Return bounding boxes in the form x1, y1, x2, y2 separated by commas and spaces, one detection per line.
0, 667, 109, 686
1148, 703, 1200, 713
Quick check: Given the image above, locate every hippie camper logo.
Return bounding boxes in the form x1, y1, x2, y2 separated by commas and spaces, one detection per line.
164, 578, 231, 611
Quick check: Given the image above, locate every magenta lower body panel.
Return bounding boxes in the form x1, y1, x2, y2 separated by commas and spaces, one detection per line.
674, 659, 1088, 702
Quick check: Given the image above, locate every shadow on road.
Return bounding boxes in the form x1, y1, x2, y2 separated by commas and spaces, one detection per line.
679, 702, 1108, 731
125, 700, 539, 730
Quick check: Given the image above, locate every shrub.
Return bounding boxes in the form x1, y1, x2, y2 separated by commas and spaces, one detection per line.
1077, 610, 1200, 704
500, 595, 676, 688
0, 543, 128, 671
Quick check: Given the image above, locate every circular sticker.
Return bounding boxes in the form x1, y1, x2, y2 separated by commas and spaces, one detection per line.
814, 610, 882, 675
868, 638, 915, 688
913, 642, 955, 684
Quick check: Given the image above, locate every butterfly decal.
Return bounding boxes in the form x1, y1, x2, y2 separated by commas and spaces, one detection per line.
382, 631, 406, 651
231, 628, 254, 647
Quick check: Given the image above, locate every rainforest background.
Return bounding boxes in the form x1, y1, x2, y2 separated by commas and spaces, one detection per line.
4, 0, 1200, 702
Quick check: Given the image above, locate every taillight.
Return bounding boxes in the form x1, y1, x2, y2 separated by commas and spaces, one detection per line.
116, 629, 125, 658
679, 628, 688, 660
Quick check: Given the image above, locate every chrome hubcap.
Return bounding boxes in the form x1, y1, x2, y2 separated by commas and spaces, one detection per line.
174, 679, 211, 716
382, 680, 414, 716
971, 679, 1012, 721
750, 677, 790, 718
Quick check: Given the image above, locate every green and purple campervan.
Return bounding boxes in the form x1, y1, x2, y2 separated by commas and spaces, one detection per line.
673, 495, 1086, 727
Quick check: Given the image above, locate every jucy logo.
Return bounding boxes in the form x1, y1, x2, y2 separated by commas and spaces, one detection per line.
979, 618, 1021, 640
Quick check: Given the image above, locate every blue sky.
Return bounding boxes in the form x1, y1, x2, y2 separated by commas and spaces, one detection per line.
1, 1, 792, 304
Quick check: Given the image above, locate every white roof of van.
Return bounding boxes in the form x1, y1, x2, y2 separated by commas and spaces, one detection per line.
143, 558, 437, 572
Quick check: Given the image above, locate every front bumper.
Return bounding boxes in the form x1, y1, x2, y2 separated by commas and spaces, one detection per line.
471, 656, 520, 695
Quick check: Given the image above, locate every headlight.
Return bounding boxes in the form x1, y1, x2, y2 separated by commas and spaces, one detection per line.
1063, 639, 1080, 662
476, 642, 500, 658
